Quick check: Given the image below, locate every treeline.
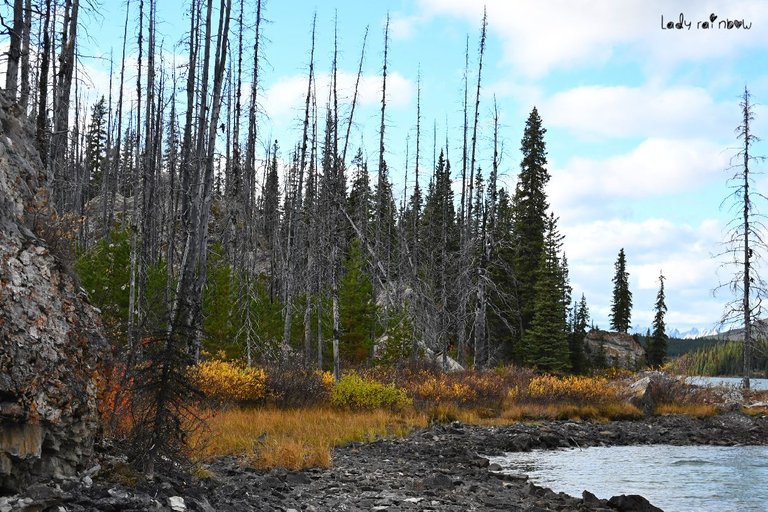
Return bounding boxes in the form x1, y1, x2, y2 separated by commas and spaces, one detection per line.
669, 339, 768, 377
2, 0, 613, 375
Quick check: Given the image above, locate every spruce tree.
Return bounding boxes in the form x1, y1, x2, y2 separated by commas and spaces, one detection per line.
522, 215, 570, 372
610, 248, 632, 332
511, 107, 550, 347
347, 148, 373, 244
569, 293, 589, 373
339, 239, 377, 364
85, 96, 108, 199
420, 151, 457, 281
647, 271, 668, 367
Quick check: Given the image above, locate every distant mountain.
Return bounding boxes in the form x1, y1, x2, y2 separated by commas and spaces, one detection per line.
632, 325, 722, 339
667, 326, 722, 340
696, 319, 768, 341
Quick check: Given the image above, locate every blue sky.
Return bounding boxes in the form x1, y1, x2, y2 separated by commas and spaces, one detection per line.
73, 0, 768, 334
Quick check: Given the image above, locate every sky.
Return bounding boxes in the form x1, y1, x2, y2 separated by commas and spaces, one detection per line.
37, 0, 768, 335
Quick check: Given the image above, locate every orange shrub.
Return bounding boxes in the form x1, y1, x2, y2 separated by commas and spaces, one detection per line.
410, 375, 477, 404
94, 365, 134, 436
525, 375, 622, 404
190, 360, 267, 403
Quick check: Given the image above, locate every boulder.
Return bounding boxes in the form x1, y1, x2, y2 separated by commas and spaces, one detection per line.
0, 91, 106, 492
583, 329, 645, 370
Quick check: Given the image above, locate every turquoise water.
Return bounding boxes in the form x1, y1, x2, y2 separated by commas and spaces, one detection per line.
489, 445, 768, 512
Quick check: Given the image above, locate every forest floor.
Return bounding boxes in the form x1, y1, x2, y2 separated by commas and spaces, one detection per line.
5, 412, 768, 512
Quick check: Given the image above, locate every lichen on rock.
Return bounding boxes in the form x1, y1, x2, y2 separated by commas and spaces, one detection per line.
0, 91, 106, 493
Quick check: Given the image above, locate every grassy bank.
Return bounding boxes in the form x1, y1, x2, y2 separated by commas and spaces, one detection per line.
191, 407, 427, 470
106, 362, 765, 471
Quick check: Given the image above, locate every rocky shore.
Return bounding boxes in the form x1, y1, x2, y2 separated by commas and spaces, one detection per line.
3, 413, 767, 512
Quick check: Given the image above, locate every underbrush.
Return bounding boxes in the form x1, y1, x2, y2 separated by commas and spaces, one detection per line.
190, 407, 427, 470
116, 358, 753, 471
654, 403, 719, 418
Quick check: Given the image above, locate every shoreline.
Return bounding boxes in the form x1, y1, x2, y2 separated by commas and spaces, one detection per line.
3, 413, 767, 511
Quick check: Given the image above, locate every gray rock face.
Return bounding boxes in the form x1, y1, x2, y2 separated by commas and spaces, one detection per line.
0, 91, 105, 492
584, 329, 646, 370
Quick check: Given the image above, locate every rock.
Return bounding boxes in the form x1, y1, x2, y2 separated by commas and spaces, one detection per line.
608, 494, 664, 511
582, 490, 602, 504
421, 473, 453, 490
583, 330, 645, 370
628, 372, 691, 416
0, 91, 106, 493
167, 496, 187, 511
107, 488, 129, 500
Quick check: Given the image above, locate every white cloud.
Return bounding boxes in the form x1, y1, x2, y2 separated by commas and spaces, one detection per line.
549, 137, 729, 221
390, 14, 421, 40
563, 218, 724, 331
263, 71, 414, 122
542, 85, 735, 140
416, 0, 768, 77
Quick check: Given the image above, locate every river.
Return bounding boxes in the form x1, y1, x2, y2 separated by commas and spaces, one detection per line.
685, 376, 768, 390
489, 445, 768, 512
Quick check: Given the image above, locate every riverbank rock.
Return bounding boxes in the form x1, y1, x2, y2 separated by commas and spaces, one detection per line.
7, 413, 768, 510
0, 91, 106, 493
584, 329, 646, 370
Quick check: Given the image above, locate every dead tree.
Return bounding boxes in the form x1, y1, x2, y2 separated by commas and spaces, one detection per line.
718, 86, 768, 390
4, 0, 24, 99
50, 0, 79, 210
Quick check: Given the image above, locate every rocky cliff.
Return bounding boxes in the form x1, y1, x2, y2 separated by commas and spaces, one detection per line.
0, 91, 105, 492
583, 329, 646, 370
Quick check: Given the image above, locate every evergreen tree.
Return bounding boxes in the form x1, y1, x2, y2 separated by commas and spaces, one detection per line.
610, 248, 632, 332
339, 239, 377, 364
511, 107, 550, 347
401, 173, 422, 264
420, 151, 457, 281
263, 140, 281, 250
373, 159, 398, 279
85, 96, 108, 199
488, 188, 517, 358
522, 215, 570, 372
347, 148, 372, 244
647, 271, 668, 367
569, 293, 589, 373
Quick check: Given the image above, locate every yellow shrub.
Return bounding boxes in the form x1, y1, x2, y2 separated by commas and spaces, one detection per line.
190, 360, 267, 403
318, 370, 335, 393
405, 370, 507, 408
526, 375, 621, 404
410, 375, 477, 404
331, 372, 412, 410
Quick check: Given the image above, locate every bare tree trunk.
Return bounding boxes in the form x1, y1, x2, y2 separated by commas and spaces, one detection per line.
105, 1, 131, 237
19, 0, 32, 108
465, 8, 486, 240
5, 0, 24, 99
741, 90, 753, 390
51, 0, 79, 210
459, 36, 469, 235
332, 245, 340, 380
192, 0, 233, 359
341, 26, 368, 164
35, 0, 52, 167
127, 0, 145, 356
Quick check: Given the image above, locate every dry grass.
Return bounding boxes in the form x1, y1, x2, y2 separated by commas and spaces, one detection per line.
190, 407, 427, 470
654, 403, 719, 418
500, 402, 642, 422
742, 405, 768, 417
